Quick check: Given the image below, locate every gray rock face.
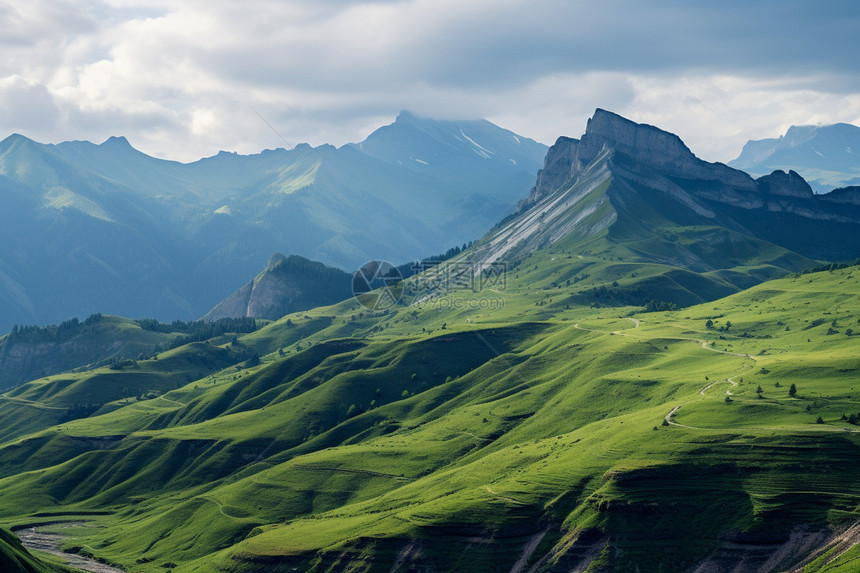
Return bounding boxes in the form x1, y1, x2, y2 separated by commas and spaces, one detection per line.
202, 254, 352, 321
490, 109, 860, 272
523, 136, 580, 208
518, 109, 860, 225
756, 170, 815, 199
582, 110, 754, 190
519, 109, 756, 211
820, 186, 860, 206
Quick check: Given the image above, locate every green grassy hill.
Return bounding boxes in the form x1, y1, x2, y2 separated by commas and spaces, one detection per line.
0, 314, 177, 391
0, 527, 72, 573
0, 261, 856, 571
1, 110, 858, 572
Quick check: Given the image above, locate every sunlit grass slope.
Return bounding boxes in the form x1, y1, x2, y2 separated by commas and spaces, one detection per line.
0, 527, 72, 572
0, 265, 856, 571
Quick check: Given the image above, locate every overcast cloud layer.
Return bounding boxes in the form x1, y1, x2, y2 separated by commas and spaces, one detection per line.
1, 0, 859, 162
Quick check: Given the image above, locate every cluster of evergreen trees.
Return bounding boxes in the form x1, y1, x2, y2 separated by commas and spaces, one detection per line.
136, 317, 259, 351
398, 242, 474, 278
796, 260, 860, 276
7, 313, 104, 342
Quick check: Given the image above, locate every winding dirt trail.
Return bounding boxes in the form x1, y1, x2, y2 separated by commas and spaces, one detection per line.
483, 485, 528, 506
0, 394, 66, 411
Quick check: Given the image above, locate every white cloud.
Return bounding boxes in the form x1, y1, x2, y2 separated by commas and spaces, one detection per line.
621, 75, 860, 161
0, 75, 61, 132
0, 0, 857, 162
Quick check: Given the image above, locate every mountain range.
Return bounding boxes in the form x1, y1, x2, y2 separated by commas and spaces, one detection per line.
729, 122, 860, 193
0, 110, 859, 572
202, 111, 860, 325
453, 109, 859, 313
0, 112, 546, 332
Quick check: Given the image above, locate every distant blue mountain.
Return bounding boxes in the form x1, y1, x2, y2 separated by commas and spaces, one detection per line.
0, 114, 546, 331
729, 123, 860, 193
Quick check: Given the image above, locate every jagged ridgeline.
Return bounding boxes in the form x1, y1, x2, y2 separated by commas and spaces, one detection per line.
462, 109, 860, 309
0, 113, 547, 332
0, 111, 858, 573
729, 122, 860, 193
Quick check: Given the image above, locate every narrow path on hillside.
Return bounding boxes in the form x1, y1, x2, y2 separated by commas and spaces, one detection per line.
697, 338, 752, 358
573, 320, 756, 360
725, 376, 739, 396
572, 320, 859, 434
0, 394, 66, 411
664, 405, 696, 429
664, 397, 860, 434
483, 485, 528, 506
573, 320, 747, 354
699, 381, 718, 396
292, 464, 413, 481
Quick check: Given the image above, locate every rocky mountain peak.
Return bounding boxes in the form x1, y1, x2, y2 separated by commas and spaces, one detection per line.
266, 252, 289, 271
102, 135, 132, 148
756, 169, 815, 199
581, 109, 693, 166
203, 254, 353, 322
519, 109, 755, 210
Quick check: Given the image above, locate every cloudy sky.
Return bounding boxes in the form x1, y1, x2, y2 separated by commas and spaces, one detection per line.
1, 0, 859, 163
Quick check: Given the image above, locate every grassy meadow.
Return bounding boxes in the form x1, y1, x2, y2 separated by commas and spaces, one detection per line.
0, 258, 857, 571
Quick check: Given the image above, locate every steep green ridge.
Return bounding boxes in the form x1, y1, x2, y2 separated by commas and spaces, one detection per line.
464, 149, 818, 310
0, 337, 261, 445
461, 110, 860, 313
0, 315, 261, 392
0, 315, 175, 391
0, 261, 857, 571
0, 527, 72, 572
0, 111, 858, 571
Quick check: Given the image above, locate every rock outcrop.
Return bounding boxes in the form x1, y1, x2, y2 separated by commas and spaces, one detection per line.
821, 186, 860, 205
520, 109, 756, 211
202, 253, 353, 322
756, 169, 815, 199
518, 109, 860, 227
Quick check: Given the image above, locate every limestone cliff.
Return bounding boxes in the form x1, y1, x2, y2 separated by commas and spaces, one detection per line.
517, 109, 860, 228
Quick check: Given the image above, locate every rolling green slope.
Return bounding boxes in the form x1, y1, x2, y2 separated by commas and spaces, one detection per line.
0, 527, 71, 573
0, 110, 858, 572
0, 315, 177, 391
0, 263, 856, 571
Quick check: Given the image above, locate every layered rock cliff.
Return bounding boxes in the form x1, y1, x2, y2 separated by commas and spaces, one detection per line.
518, 109, 860, 228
